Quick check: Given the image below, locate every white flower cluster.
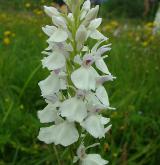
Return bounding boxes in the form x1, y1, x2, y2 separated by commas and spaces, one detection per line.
153, 3, 160, 34
37, 0, 115, 164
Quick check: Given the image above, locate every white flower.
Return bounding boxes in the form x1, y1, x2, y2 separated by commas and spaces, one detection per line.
95, 57, 110, 74
87, 18, 107, 40
80, 0, 91, 20
38, 103, 79, 146
38, 72, 66, 98
71, 66, 99, 91
83, 5, 99, 26
44, 6, 60, 18
74, 144, 108, 165
81, 114, 111, 138
89, 18, 102, 30
96, 74, 116, 84
37, 102, 60, 123
85, 91, 106, 110
71, 54, 99, 91
76, 25, 88, 50
52, 15, 67, 28
38, 0, 115, 163
42, 24, 68, 43
45, 42, 72, 60
38, 121, 79, 146
44, 14, 68, 43
81, 154, 108, 165
47, 28, 68, 43
91, 41, 111, 74
41, 51, 66, 70
96, 86, 109, 108
60, 97, 87, 123
42, 25, 57, 36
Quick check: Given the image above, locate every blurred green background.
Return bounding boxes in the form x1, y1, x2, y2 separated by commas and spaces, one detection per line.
0, 0, 160, 164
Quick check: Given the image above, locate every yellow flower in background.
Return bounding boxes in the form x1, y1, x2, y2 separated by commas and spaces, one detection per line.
25, 3, 31, 8
3, 37, 10, 45
103, 20, 119, 32
145, 22, 154, 28
148, 35, 154, 41
4, 31, 11, 36
142, 41, 148, 47
33, 9, 43, 15
110, 20, 119, 28
144, 22, 154, 33
104, 24, 112, 31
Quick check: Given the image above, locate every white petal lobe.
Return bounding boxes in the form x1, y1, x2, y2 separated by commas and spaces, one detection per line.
82, 154, 108, 165
38, 73, 60, 97
38, 104, 58, 123
60, 97, 87, 122
71, 67, 99, 91
42, 52, 66, 70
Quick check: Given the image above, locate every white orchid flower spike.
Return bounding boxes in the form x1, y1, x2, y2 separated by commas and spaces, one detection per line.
37, 0, 116, 164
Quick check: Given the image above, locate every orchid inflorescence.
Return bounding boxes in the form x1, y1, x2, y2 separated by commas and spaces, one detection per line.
37, 0, 115, 164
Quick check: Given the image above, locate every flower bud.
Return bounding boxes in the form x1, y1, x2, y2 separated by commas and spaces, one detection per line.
83, 5, 99, 26
44, 6, 59, 17
80, 0, 91, 20
76, 25, 87, 44
52, 16, 67, 28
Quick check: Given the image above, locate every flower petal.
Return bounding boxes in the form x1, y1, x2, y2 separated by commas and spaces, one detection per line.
83, 5, 99, 25
42, 52, 66, 70
37, 103, 58, 123
85, 92, 105, 110
76, 25, 87, 43
60, 97, 87, 122
38, 122, 79, 146
52, 16, 66, 28
42, 25, 57, 36
100, 116, 110, 125
96, 86, 109, 107
80, 0, 92, 20
48, 28, 68, 42
71, 66, 99, 91
95, 58, 110, 74
38, 125, 56, 144
44, 6, 59, 17
82, 154, 108, 165
81, 115, 105, 138
90, 30, 108, 40
54, 121, 79, 146
88, 18, 102, 30
38, 73, 60, 97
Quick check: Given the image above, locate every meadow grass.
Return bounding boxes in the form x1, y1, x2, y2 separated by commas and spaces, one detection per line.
0, 7, 160, 165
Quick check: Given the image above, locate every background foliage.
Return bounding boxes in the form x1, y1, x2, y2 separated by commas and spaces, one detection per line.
101, 0, 159, 18
0, 0, 160, 165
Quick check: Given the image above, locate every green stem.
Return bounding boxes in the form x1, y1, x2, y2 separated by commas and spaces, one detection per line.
53, 146, 61, 165
1, 101, 14, 125
19, 64, 41, 100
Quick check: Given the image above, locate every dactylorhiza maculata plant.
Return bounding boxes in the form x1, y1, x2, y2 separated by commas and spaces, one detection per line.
37, 0, 116, 164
